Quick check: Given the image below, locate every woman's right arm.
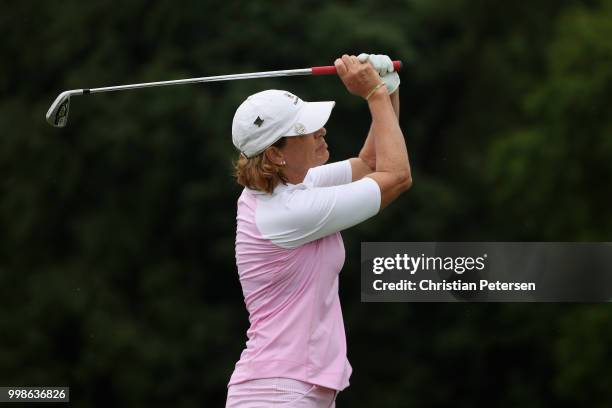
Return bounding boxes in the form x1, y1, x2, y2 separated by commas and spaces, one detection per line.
350, 87, 401, 182
335, 55, 412, 210
365, 85, 411, 209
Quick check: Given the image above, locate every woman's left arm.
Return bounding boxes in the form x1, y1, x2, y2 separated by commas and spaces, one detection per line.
350, 89, 400, 181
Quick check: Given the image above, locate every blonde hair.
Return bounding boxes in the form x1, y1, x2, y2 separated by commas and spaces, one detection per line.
233, 137, 288, 194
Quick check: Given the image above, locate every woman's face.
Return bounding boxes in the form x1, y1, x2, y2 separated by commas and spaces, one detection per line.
280, 127, 329, 171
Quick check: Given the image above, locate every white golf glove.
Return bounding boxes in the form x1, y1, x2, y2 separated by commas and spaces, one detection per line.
358, 53, 400, 94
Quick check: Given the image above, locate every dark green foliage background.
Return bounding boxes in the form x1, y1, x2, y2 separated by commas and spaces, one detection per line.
1, 0, 611, 406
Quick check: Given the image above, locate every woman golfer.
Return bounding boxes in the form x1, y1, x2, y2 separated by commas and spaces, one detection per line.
226, 53, 411, 407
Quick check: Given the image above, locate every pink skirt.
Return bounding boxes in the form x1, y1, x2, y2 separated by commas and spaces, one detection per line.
226, 377, 338, 407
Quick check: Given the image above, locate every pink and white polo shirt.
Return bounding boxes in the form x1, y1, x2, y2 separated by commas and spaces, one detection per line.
228, 160, 381, 391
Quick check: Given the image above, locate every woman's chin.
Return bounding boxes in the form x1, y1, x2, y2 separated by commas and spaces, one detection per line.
317, 150, 330, 165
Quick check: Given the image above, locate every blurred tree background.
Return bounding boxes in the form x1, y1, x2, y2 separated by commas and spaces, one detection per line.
1, 0, 611, 406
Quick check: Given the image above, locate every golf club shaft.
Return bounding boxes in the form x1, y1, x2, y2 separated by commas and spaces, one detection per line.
85, 61, 403, 94
46, 61, 402, 127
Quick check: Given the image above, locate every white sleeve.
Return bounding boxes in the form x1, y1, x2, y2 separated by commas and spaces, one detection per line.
303, 160, 352, 187
256, 177, 381, 249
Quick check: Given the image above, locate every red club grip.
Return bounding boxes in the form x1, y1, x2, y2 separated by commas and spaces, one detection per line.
312, 60, 402, 75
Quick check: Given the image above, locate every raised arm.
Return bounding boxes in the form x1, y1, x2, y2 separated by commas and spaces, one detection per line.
336, 55, 411, 209
350, 89, 400, 180
365, 86, 411, 209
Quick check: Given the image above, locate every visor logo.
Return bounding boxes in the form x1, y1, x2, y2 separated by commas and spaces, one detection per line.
294, 123, 306, 134
284, 92, 299, 105
254, 116, 264, 127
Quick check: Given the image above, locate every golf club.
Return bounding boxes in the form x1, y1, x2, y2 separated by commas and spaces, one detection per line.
46, 61, 402, 127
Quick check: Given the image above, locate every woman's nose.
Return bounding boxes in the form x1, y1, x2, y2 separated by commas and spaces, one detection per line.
314, 128, 326, 138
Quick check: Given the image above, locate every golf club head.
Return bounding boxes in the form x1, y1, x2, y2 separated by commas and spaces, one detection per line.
46, 90, 83, 128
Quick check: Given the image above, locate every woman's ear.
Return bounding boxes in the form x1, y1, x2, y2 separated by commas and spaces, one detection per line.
264, 146, 284, 166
